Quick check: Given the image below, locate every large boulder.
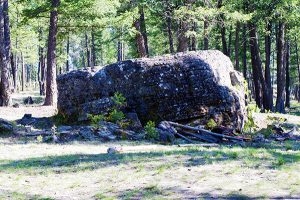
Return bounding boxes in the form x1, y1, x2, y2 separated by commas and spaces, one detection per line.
57, 50, 246, 130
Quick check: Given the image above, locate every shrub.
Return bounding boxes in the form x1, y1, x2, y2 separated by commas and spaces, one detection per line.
243, 105, 259, 133
37, 135, 43, 143
112, 92, 127, 107
145, 121, 159, 139
108, 109, 125, 123
206, 119, 217, 129
88, 114, 105, 128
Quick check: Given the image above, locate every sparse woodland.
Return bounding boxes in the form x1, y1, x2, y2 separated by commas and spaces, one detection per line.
0, 0, 299, 111
0, 1, 300, 199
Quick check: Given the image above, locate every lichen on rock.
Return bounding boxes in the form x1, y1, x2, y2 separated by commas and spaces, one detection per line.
57, 50, 247, 131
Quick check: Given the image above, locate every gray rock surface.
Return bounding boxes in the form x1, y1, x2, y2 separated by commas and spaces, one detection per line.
0, 118, 14, 133
57, 50, 246, 130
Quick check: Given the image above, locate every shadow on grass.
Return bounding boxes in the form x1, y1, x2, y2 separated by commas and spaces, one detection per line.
0, 144, 299, 174
97, 185, 300, 200
0, 189, 54, 200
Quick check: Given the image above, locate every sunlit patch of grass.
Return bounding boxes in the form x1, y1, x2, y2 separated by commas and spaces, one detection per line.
156, 163, 172, 174
122, 185, 164, 200
272, 156, 286, 168
0, 191, 54, 200
94, 193, 115, 200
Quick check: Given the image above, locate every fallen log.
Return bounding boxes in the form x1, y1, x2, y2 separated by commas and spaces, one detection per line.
179, 130, 220, 143
175, 132, 197, 143
177, 143, 219, 148
166, 121, 244, 141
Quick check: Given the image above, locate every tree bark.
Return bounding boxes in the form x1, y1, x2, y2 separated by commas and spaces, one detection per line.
117, 41, 124, 62
285, 40, 290, 108
242, 24, 247, 79
11, 52, 17, 92
66, 35, 70, 72
203, 19, 209, 50
235, 22, 240, 70
139, 6, 149, 55
38, 46, 46, 96
91, 30, 96, 67
275, 22, 286, 113
133, 17, 147, 57
190, 22, 197, 51
265, 21, 273, 111
249, 23, 272, 111
21, 51, 25, 91
295, 38, 300, 102
38, 28, 46, 96
228, 27, 232, 57
0, 0, 11, 106
44, 0, 59, 106
166, 3, 174, 54
217, 0, 228, 56
177, 20, 189, 52
85, 32, 91, 67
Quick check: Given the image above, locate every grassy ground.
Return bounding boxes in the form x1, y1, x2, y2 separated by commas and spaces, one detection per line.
0, 139, 299, 200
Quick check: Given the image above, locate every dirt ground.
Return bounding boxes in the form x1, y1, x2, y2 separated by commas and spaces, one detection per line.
0, 92, 57, 121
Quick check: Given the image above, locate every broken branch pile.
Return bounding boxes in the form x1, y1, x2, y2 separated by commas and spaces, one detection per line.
158, 121, 247, 144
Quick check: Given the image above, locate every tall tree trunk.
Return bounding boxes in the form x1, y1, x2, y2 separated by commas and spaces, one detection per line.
217, 0, 228, 56
38, 28, 46, 96
82, 52, 86, 69
177, 20, 189, 52
0, 0, 11, 106
190, 22, 197, 51
295, 39, 300, 102
133, 17, 147, 57
85, 32, 91, 67
166, 4, 174, 54
228, 27, 232, 57
249, 23, 271, 111
235, 22, 240, 70
66, 35, 70, 72
21, 52, 25, 91
177, 0, 195, 53
242, 24, 247, 79
117, 41, 124, 62
139, 6, 149, 55
11, 52, 17, 92
44, 0, 59, 106
285, 40, 290, 108
91, 30, 96, 67
203, 19, 209, 50
265, 21, 273, 111
38, 46, 46, 96
275, 22, 286, 113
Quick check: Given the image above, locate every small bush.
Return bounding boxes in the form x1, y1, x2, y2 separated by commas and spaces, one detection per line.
118, 121, 131, 129
274, 156, 285, 167
206, 119, 217, 129
243, 105, 259, 133
108, 109, 125, 123
37, 135, 43, 143
145, 121, 159, 139
112, 92, 127, 107
88, 114, 105, 128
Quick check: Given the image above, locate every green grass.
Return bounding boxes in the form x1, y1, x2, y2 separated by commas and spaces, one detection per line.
289, 101, 300, 116
0, 143, 299, 174
122, 185, 164, 200
0, 140, 299, 199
